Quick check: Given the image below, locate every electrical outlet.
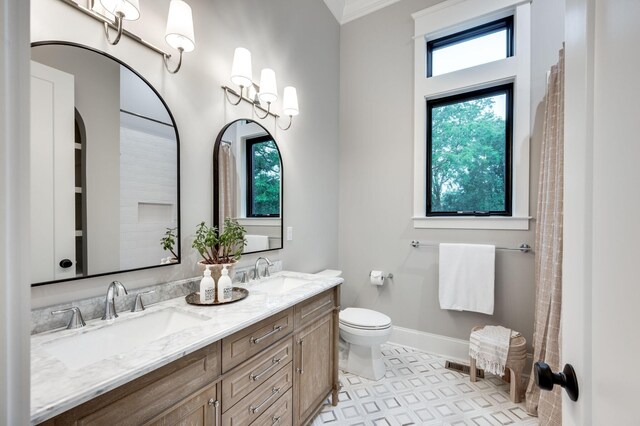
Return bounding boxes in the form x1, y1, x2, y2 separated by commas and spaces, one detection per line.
287, 227, 293, 241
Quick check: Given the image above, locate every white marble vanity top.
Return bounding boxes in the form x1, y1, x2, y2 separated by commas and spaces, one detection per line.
30, 271, 343, 424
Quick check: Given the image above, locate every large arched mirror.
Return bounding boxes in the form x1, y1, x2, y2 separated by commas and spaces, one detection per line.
213, 120, 283, 254
30, 42, 180, 286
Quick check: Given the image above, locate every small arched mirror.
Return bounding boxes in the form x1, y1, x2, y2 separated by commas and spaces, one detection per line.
213, 120, 283, 254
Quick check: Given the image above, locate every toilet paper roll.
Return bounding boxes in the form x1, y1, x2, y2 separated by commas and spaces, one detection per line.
370, 270, 384, 286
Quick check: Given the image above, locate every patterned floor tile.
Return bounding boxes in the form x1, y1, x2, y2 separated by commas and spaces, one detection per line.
311, 344, 538, 426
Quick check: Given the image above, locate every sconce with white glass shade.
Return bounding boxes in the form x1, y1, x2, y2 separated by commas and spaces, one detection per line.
57, 0, 194, 74
222, 48, 300, 130
226, 47, 253, 106
280, 86, 299, 130
164, 0, 196, 73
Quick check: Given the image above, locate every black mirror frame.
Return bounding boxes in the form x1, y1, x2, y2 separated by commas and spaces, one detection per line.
30, 40, 181, 287
212, 119, 284, 254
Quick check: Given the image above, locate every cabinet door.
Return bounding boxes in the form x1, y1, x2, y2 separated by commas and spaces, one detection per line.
145, 382, 220, 426
293, 312, 333, 425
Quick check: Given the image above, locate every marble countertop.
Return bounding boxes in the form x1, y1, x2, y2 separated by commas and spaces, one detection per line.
30, 271, 343, 424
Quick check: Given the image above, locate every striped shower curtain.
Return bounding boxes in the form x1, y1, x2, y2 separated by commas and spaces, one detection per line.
525, 48, 565, 424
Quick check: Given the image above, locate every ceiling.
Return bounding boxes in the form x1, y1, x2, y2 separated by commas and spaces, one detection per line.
323, 0, 403, 25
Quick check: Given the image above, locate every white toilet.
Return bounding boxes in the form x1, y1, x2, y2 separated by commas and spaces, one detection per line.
339, 307, 392, 381
315, 269, 393, 381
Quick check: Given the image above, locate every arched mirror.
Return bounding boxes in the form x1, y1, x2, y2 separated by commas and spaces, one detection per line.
213, 120, 283, 254
30, 42, 180, 286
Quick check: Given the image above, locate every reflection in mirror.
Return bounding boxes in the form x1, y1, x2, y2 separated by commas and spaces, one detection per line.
214, 120, 283, 254
30, 42, 180, 285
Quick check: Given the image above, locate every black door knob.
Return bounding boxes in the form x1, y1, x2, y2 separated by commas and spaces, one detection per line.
59, 259, 73, 268
534, 361, 579, 401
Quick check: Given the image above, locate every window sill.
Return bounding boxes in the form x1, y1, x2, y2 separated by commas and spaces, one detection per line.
237, 217, 280, 227
412, 216, 532, 230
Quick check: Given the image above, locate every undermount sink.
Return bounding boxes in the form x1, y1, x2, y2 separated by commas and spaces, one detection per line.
43, 308, 210, 370
257, 275, 313, 292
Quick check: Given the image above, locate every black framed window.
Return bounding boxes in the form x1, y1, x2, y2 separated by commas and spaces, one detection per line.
246, 135, 281, 217
427, 16, 514, 77
426, 83, 513, 216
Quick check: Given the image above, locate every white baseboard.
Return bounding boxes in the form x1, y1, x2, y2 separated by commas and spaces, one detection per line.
389, 326, 471, 363
389, 325, 533, 376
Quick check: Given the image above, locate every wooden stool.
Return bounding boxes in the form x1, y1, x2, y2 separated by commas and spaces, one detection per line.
469, 325, 527, 403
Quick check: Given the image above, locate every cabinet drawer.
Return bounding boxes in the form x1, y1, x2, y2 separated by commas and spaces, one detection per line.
221, 362, 293, 426
222, 308, 293, 372
47, 341, 221, 425
144, 382, 219, 426
222, 336, 293, 412
294, 289, 336, 329
252, 388, 292, 426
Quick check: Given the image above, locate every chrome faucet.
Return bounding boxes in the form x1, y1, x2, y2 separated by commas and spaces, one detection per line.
253, 257, 273, 280
102, 281, 128, 320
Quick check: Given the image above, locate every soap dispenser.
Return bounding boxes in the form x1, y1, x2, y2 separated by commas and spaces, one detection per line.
218, 265, 233, 302
200, 267, 215, 303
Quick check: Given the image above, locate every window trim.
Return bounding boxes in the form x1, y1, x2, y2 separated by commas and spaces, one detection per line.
426, 83, 514, 217
245, 135, 281, 218
412, 0, 532, 230
426, 16, 514, 78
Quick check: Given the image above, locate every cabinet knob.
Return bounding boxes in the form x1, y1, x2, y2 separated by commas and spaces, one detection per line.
208, 398, 215, 406
59, 259, 73, 268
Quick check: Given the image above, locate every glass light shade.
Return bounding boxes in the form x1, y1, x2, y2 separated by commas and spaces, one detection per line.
230, 48, 253, 88
282, 86, 299, 116
258, 68, 278, 104
100, 0, 140, 20
165, 0, 195, 52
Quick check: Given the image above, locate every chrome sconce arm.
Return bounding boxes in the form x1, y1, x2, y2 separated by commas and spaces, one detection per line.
253, 101, 273, 120
163, 47, 184, 74
277, 115, 293, 131
103, 11, 125, 45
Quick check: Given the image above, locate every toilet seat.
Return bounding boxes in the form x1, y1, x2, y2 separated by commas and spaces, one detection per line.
339, 308, 391, 330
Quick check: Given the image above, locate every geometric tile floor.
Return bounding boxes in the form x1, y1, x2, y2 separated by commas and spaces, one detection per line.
312, 344, 538, 426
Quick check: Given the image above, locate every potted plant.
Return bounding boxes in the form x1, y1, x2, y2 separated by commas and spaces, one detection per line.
192, 218, 246, 282
160, 227, 179, 264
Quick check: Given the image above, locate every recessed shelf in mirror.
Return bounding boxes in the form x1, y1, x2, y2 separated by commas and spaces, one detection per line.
30, 41, 181, 286
213, 120, 283, 254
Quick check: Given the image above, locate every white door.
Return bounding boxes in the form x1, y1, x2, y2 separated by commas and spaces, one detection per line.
563, 0, 640, 424
30, 61, 76, 282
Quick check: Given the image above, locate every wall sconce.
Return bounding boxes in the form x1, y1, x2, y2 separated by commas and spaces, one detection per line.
58, 0, 195, 74
223, 47, 300, 130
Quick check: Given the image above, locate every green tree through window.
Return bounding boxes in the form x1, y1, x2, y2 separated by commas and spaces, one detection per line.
428, 84, 512, 215
247, 137, 281, 217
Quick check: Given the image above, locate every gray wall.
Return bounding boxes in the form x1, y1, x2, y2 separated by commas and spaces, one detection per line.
338, 0, 565, 345
30, 0, 339, 307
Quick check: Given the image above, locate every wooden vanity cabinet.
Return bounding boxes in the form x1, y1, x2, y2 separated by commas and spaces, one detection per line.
41, 341, 221, 426
292, 290, 339, 426
40, 285, 340, 426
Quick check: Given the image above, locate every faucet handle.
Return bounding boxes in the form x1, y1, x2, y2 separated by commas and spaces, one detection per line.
131, 290, 155, 312
240, 270, 249, 284
264, 266, 271, 278
51, 307, 86, 329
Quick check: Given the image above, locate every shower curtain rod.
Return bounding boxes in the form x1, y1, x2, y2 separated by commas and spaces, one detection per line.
410, 240, 533, 253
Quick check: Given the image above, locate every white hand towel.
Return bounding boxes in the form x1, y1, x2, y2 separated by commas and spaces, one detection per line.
438, 243, 495, 314
469, 325, 514, 376
244, 234, 269, 252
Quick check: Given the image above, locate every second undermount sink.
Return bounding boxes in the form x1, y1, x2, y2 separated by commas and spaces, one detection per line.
43, 308, 210, 370
257, 275, 313, 293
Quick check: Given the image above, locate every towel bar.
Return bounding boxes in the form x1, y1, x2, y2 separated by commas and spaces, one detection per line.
410, 241, 532, 253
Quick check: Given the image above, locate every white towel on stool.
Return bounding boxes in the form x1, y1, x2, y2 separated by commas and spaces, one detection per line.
469, 326, 518, 376
438, 243, 495, 314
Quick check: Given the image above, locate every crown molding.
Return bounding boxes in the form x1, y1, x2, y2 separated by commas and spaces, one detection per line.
323, 0, 404, 25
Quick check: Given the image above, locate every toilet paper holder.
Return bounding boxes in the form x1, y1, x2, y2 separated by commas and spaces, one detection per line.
369, 271, 393, 279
